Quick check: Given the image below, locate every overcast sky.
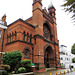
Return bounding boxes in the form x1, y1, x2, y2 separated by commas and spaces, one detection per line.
0, 0, 75, 52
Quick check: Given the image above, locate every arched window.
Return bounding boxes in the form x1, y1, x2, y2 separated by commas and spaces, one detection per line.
10, 34, 11, 42
43, 23, 51, 40
15, 31, 17, 41
23, 31, 25, 41
26, 33, 29, 42
30, 34, 32, 43
23, 48, 30, 58
12, 32, 14, 42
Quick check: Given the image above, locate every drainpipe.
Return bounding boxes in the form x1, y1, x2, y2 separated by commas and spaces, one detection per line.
0, 29, 5, 64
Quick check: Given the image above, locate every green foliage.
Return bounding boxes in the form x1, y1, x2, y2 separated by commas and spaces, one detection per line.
72, 58, 75, 63
20, 60, 32, 67
62, 0, 75, 22
71, 43, 75, 54
1, 50, 22, 71
2, 65, 10, 72
20, 60, 32, 72
18, 67, 26, 73
11, 71, 15, 74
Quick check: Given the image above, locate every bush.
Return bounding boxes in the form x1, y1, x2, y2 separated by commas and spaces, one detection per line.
2, 70, 8, 75
2, 65, 10, 71
20, 60, 32, 72
20, 60, 32, 67
1, 50, 22, 71
72, 58, 75, 63
11, 71, 15, 74
18, 67, 26, 73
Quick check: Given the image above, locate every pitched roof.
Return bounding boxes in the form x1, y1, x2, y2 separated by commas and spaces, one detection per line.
8, 18, 35, 29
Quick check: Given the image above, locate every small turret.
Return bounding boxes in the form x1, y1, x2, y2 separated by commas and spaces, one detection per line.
2, 14, 6, 22
48, 2, 55, 17
0, 14, 7, 26
0, 14, 7, 29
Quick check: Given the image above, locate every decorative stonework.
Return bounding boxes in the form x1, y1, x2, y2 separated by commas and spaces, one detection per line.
43, 24, 50, 40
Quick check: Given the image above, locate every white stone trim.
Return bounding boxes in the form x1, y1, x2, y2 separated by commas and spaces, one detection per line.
0, 52, 5, 54
0, 24, 7, 29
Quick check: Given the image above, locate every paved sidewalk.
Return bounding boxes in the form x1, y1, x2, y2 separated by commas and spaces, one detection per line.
35, 68, 75, 75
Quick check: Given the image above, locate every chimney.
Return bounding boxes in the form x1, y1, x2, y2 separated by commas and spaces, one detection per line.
2, 14, 6, 22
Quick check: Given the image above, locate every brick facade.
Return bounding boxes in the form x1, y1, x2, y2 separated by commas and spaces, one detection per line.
0, 0, 60, 72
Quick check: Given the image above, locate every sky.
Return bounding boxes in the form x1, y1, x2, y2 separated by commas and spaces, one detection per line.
0, 0, 75, 52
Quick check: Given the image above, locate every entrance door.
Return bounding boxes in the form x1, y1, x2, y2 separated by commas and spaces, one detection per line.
44, 46, 53, 68
44, 48, 50, 68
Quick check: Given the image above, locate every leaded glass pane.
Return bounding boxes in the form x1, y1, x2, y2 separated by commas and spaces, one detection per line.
43, 24, 50, 40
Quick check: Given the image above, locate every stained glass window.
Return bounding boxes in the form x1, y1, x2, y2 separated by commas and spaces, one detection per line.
43, 24, 50, 40
24, 49, 30, 58
24, 49, 29, 56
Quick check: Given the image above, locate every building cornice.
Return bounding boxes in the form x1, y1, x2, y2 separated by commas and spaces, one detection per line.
8, 18, 35, 29
6, 40, 33, 45
0, 24, 7, 29
34, 34, 58, 45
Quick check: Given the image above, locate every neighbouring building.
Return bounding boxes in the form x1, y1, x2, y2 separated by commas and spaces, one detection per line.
59, 45, 75, 68
0, 0, 60, 72
0, 15, 7, 64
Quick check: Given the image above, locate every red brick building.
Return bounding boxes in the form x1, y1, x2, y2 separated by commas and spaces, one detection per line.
0, 0, 60, 72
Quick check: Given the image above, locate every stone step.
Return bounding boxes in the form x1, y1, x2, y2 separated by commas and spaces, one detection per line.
45, 68, 56, 71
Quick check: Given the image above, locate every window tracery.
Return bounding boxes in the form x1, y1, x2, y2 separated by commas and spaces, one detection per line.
24, 49, 29, 56
24, 49, 30, 58
43, 24, 51, 40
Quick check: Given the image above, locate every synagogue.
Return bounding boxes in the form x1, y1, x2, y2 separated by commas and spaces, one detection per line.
0, 0, 60, 72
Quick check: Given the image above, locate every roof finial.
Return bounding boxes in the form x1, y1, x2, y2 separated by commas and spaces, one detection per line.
51, 0, 52, 4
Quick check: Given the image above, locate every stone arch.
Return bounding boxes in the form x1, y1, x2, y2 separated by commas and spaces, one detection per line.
23, 47, 31, 52
44, 44, 54, 68
43, 20, 51, 31
43, 21, 53, 41
44, 44, 53, 51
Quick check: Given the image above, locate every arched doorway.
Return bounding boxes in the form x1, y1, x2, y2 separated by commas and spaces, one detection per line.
44, 45, 53, 68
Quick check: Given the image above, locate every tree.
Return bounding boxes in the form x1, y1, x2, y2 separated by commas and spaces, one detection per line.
62, 0, 75, 22
71, 43, 75, 54
72, 58, 75, 63
1, 50, 22, 71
